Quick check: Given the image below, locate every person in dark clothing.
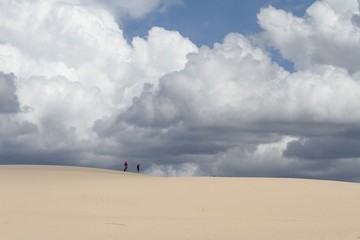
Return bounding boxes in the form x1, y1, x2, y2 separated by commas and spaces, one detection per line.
124, 161, 128, 172
137, 163, 140, 173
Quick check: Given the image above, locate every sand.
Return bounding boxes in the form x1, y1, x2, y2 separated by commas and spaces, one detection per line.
0, 165, 360, 240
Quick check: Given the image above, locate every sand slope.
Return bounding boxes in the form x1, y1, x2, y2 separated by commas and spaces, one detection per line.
0, 165, 360, 240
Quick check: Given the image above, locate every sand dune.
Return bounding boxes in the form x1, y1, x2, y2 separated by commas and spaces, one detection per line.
1, 165, 360, 240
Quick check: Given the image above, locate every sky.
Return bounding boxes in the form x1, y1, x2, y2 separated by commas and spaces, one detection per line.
123, 0, 315, 47
123, 0, 315, 70
1, 0, 360, 181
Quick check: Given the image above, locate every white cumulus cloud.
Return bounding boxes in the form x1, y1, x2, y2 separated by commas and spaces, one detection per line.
258, 0, 360, 73
0, 0, 196, 169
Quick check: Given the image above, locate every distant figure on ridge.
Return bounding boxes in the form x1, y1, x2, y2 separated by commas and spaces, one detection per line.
124, 161, 128, 172
137, 163, 140, 173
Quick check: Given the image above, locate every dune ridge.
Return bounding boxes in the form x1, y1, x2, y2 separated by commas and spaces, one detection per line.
1, 165, 360, 240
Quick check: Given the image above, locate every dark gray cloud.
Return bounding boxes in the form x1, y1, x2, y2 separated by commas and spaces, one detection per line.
284, 136, 360, 160
284, 126, 360, 161
352, 0, 360, 28
0, 72, 20, 114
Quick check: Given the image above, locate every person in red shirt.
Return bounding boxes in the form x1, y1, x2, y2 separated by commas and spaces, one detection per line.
124, 161, 128, 172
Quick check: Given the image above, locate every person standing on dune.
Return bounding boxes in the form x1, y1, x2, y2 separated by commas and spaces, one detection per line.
137, 163, 140, 173
124, 161, 128, 172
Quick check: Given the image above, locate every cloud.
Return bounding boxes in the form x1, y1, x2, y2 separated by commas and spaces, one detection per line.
92, 0, 182, 20
0, 72, 20, 114
3, 0, 181, 22
133, 27, 198, 78
1, 0, 360, 181
111, 28, 360, 180
284, 136, 360, 160
0, 0, 196, 169
352, 0, 360, 28
120, 33, 360, 131
258, 0, 360, 73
